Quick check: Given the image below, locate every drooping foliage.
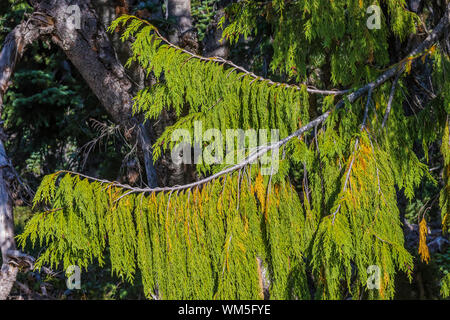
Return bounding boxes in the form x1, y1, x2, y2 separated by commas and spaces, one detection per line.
114, 14, 310, 165
20, 163, 412, 299
20, 170, 313, 299
18, 0, 450, 299
220, 0, 418, 86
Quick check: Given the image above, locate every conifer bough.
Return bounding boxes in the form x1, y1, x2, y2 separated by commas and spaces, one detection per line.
57, 2, 450, 196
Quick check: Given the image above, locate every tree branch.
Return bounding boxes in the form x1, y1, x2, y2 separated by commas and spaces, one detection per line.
130, 15, 352, 96
55, 2, 450, 198
382, 69, 403, 129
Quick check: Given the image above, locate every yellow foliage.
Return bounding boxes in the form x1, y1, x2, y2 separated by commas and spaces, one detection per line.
419, 218, 430, 264
406, 57, 413, 74
254, 172, 266, 212
275, 185, 280, 207
443, 212, 449, 234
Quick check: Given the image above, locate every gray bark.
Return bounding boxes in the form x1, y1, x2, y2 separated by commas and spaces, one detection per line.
0, 16, 54, 300
202, 0, 231, 58
0, 140, 17, 300
30, 0, 159, 187
31, 0, 134, 124
168, 0, 193, 41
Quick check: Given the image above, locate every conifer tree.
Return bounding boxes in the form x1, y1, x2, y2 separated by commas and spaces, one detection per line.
9, 1, 450, 299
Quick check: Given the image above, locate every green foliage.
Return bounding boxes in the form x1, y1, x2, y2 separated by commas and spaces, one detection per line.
192, 0, 219, 41
16, 2, 450, 300
21, 170, 312, 299
21, 164, 414, 299
12, 206, 145, 300
440, 122, 450, 234
221, 0, 418, 86
304, 131, 414, 299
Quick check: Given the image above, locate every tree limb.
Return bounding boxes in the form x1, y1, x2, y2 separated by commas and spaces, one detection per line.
382, 69, 403, 129
54, 2, 450, 197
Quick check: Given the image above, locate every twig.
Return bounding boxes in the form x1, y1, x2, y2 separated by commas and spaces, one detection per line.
413, 76, 437, 99
332, 87, 373, 224
382, 69, 403, 129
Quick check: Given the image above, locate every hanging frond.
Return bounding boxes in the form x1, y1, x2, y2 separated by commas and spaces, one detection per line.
20, 169, 315, 299
418, 218, 430, 264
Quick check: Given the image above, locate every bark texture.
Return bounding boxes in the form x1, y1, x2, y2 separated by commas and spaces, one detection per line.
0, 15, 54, 300
30, 0, 134, 124
202, 0, 232, 58
168, 0, 193, 40
30, 0, 159, 187
168, 0, 198, 52
0, 140, 17, 300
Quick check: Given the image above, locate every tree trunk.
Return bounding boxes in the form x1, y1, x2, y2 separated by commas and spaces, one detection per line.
168, 0, 194, 43
138, 123, 159, 187
30, 0, 159, 187
31, 0, 133, 124
0, 16, 54, 300
202, 0, 232, 58
0, 140, 17, 300
164, 0, 199, 186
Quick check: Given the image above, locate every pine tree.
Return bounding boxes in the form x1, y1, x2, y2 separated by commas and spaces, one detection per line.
17, 1, 450, 300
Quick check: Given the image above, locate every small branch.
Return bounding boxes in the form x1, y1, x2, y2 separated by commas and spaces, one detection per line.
5, 256, 34, 271
413, 76, 437, 99
382, 69, 403, 129
332, 87, 373, 224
